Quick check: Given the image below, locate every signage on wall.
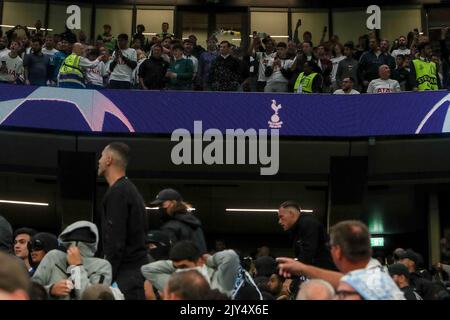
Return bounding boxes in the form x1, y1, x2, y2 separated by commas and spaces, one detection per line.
66, 5, 81, 30
366, 5, 381, 30
370, 237, 385, 247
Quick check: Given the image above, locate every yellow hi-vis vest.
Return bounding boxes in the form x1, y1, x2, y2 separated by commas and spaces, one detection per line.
412, 58, 438, 91
58, 53, 85, 87
294, 72, 318, 93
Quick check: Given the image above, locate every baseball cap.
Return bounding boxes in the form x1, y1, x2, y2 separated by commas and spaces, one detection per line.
146, 230, 171, 246
150, 188, 182, 205
388, 263, 410, 279
398, 249, 420, 265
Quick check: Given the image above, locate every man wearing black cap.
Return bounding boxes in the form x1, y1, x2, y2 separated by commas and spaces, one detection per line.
146, 230, 171, 263
150, 188, 207, 254
28, 232, 59, 276
388, 263, 422, 300
98, 142, 148, 300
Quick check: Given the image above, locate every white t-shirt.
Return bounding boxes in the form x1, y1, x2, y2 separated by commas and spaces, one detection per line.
0, 48, 11, 59
0, 54, 23, 82
333, 89, 360, 95
331, 56, 346, 82
110, 48, 137, 82
42, 48, 59, 58
256, 51, 276, 82
367, 78, 401, 94
266, 57, 294, 84
85, 61, 108, 87
391, 48, 411, 59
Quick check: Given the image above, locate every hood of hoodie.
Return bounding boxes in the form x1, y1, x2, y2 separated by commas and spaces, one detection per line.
173, 212, 202, 229
0, 215, 13, 253
59, 221, 99, 258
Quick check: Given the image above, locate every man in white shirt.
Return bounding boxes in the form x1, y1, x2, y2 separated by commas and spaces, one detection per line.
248, 36, 276, 91
264, 42, 294, 92
391, 36, 411, 59
109, 34, 137, 89
0, 40, 23, 84
42, 35, 59, 58
367, 65, 401, 94
85, 47, 109, 89
0, 37, 11, 59
333, 77, 360, 94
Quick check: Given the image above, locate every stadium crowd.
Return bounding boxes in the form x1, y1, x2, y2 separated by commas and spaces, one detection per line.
1, 142, 450, 300
0, 20, 449, 93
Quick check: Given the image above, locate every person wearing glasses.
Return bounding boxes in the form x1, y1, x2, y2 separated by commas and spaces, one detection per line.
333, 77, 360, 94
28, 232, 59, 276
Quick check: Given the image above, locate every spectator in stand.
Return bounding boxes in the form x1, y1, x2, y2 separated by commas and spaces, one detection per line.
166, 43, 193, 90
42, 35, 58, 84
150, 188, 207, 253
32, 221, 112, 300
132, 38, 143, 51
354, 35, 369, 61
5, 25, 30, 47
264, 42, 294, 92
297, 279, 335, 300
157, 22, 174, 39
109, 34, 137, 89
210, 41, 241, 91
164, 269, 211, 300
367, 65, 401, 94
141, 240, 241, 298
330, 43, 346, 91
131, 49, 146, 88
333, 77, 360, 94
266, 273, 288, 300
388, 263, 422, 300
85, 47, 109, 89
189, 35, 206, 59
13, 228, 36, 274
392, 54, 411, 91
23, 38, 51, 86
303, 31, 313, 45
78, 31, 88, 49
146, 230, 172, 263
197, 37, 218, 91
60, 26, 77, 45
0, 36, 10, 59
391, 35, 411, 59
316, 44, 333, 92
248, 35, 276, 92
183, 39, 198, 81
159, 36, 172, 63
133, 25, 147, 52
380, 39, 396, 70
359, 37, 396, 92
409, 41, 441, 91
290, 41, 317, 90
28, 232, 59, 276
293, 60, 323, 93
30, 20, 45, 39
97, 24, 116, 54
139, 44, 169, 90
0, 251, 31, 300
98, 142, 148, 300
0, 40, 24, 84
286, 39, 297, 59
58, 43, 105, 89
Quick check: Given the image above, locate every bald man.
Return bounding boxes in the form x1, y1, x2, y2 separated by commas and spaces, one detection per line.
98, 142, 148, 300
58, 42, 106, 88
296, 279, 335, 300
366, 64, 401, 93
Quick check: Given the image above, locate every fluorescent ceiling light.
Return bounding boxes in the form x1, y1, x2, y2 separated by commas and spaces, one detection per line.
0, 199, 49, 206
226, 208, 313, 213
146, 207, 196, 211
248, 35, 289, 38
0, 24, 53, 31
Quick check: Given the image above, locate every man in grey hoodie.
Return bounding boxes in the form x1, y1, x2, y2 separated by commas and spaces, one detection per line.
32, 221, 112, 300
142, 240, 241, 298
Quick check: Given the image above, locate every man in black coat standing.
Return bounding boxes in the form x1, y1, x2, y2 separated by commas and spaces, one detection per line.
98, 142, 148, 300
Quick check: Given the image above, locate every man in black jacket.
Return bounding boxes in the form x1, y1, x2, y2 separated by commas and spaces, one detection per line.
278, 201, 335, 270
98, 142, 148, 300
138, 44, 169, 90
209, 41, 241, 91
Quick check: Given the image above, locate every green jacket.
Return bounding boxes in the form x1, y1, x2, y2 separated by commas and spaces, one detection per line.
168, 58, 193, 89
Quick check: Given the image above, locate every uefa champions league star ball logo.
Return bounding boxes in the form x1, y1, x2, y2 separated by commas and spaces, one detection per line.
268, 99, 283, 129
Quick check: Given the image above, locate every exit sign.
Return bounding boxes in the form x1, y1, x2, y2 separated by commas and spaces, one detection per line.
371, 237, 384, 247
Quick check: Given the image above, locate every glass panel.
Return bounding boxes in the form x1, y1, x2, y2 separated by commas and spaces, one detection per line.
95, 5, 132, 39
182, 12, 208, 45
291, 10, 328, 46
2, 0, 46, 32
136, 7, 174, 38
48, 1, 92, 40
332, 9, 368, 45
250, 11, 288, 42
380, 8, 421, 42
215, 12, 244, 47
